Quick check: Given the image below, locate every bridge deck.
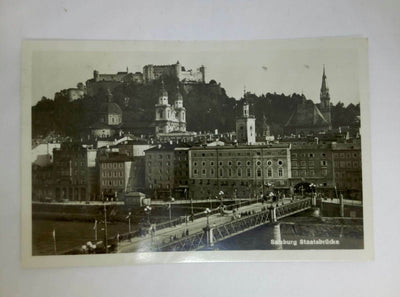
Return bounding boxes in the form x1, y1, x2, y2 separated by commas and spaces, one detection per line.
117, 198, 312, 253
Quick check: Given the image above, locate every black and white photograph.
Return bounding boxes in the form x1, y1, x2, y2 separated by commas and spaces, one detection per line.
21, 38, 372, 265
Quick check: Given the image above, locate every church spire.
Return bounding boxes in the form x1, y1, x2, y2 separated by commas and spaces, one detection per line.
320, 65, 330, 101
321, 65, 329, 95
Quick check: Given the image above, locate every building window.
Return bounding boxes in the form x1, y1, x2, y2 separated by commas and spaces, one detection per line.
292, 170, 298, 177
308, 160, 314, 167
292, 161, 297, 168
202, 169, 206, 175
210, 169, 214, 175
278, 167, 283, 177
237, 168, 242, 177
210, 161, 214, 166
256, 161, 261, 166
300, 161, 306, 167
219, 169, 223, 177
237, 161, 241, 166
193, 169, 198, 175
247, 161, 251, 166
247, 168, 251, 177
228, 161, 232, 166
228, 168, 232, 177
322, 169, 328, 176
267, 168, 272, 177
278, 160, 283, 165
267, 160, 272, 166
202, 161, 206, 166
321, 160, 327, 167
257, 168, 261, 177
194, 162, 197, 167
309, 153, 314, 158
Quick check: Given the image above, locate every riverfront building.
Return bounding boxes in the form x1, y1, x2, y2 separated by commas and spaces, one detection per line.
144, 142, 191, 199
52, 142, 98, 201
188, 144, 291, 200
98, 152, 145, 199
32, 164, 54, 201
332, 142, 362, 200
290, 143, 335, 195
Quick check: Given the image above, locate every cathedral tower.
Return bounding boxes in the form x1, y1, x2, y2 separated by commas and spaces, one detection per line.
174, 84, 186, 131
155, 80, 172, 134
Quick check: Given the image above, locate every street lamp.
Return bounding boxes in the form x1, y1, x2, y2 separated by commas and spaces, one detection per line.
125, 212, 132, 234
204, 208, 211, 227
144, 206, 152, 226
218, 190, 224, 209
168, 197, 175, 224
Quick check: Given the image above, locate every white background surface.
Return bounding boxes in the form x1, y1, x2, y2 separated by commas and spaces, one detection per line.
1, 1, 399, 296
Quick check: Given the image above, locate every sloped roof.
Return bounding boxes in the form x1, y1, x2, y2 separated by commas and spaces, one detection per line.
285, 100, 330, 129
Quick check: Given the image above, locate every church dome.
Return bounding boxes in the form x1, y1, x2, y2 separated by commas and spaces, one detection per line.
99, 101, 122, 115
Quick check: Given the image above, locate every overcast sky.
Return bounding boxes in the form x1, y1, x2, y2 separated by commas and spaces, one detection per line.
32, 42, 361, 106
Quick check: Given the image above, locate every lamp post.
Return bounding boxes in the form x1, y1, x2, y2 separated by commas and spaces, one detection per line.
218, 190, 224, 209
168, 197, 175, 224
125, 212, 132, 234
204, 208, 211, 227
144, 206, 152, 225
103, 199, 108, 253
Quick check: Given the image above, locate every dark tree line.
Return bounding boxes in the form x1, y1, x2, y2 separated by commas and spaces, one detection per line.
32, 78, 360, 139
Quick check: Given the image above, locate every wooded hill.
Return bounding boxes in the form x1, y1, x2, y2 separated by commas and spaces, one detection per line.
32, 77, 360, 139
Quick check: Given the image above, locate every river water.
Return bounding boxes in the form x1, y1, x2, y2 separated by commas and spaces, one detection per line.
33, 213, 363, 255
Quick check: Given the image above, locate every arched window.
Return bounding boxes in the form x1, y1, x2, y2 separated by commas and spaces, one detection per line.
278, 167, 283, 177
237, 168, 242, 177
158, 110, 163, 119
257, 168, 262, 177
267, 168, 272, 177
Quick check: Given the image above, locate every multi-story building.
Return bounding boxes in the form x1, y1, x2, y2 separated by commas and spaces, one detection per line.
115, 140, 155, 157
98, 152, 145, 199
144, 143, 191, 199
188, 144, 291, 200
290, 143, 335, 195
53, 142, 98, 201
32, 164, 54, 201
332, 143, 362, 200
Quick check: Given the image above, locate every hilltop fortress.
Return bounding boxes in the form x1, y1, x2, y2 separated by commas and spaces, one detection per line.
143, 61, 205, 84
79, 61, 205, 99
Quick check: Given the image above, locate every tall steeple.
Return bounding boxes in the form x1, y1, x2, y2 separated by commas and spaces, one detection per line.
319, 65, 332, 128
320, 65, 330, 104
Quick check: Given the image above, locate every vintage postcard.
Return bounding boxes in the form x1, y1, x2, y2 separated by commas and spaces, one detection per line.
21, 38, 373, 267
